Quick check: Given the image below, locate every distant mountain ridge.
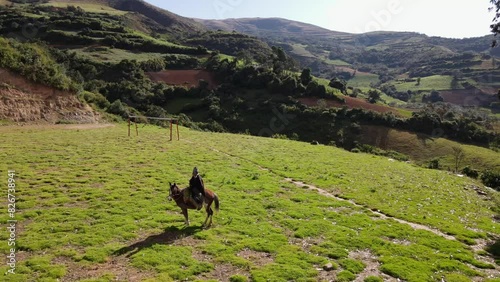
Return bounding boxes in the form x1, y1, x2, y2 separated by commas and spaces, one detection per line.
197, 17, 350, 38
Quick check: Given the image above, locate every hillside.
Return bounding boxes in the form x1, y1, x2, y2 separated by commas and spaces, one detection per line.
0, 2, 500, 280
0, 1, 499, 181
0, 68, 99, 123
198, 18, 500, 96
198, 17, 350, 38
0, 124, 499, 281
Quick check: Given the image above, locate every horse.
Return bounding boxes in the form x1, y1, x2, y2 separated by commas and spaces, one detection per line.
168, 182, 219, 227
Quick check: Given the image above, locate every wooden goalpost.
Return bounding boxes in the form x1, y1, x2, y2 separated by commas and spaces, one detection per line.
127, 115, 180, 141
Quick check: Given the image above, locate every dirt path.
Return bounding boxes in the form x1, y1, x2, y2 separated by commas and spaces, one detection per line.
0, 123, 115, 131
284, 178, 457, 241
200, 145, 499, 279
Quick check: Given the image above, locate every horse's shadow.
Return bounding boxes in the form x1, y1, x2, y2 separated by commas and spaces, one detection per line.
113, 225, 202, 258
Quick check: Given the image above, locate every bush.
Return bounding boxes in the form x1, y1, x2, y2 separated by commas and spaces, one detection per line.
81, 91, 110, 109
0, 38, 77, 91
107, 99, 127, 116
429, 159, 440, 169
480, 170, 500, 190
461, 166, 479, 179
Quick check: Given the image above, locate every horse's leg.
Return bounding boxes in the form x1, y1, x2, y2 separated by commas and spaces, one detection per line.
182, 208, 189, 226
207, 206, 213, 227
202, 197, 213, 227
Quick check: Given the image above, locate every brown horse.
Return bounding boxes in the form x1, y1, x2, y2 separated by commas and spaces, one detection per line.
168, 182, 219, 227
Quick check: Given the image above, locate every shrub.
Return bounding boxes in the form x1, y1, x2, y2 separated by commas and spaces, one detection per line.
480, 170, 500, 191
428, 159, 440, 169
81, 91, 110, 109
107, 99, 127, 116
461, 166, 479, 179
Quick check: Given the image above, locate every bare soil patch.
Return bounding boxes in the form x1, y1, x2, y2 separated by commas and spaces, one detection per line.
55, 256, 154, 282
298, 96, 401, 115
0, 68, 99, 124
147, 69, 217, 90
440, 89, 496, 106
237, 248, 274, 266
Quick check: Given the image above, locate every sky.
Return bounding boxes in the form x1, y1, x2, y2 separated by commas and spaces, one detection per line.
143, 0, 495, 39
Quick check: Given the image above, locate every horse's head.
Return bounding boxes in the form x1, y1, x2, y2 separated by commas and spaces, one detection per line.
168, 182, 180, 201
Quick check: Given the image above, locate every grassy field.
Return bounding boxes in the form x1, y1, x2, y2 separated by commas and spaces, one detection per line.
361, 125, 500, 172
347, 73, 380, 88
0, 124, 499, 281
43, 1, 127, 15
322, 58, 351, 66
393, 75, 456, 92
290, 44, 315, 58
72, 47, 165, 63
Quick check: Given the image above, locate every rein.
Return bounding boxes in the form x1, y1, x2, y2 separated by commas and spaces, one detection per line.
170, 188, 183, 200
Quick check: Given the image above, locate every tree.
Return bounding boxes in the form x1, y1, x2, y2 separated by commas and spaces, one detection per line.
422, 90, 444, 103
329, 77, 347, 94
491, 0, 500, 46
451, 146, 465, 173
367, 89, 381, 104
300, 68, 312, 86
416, 77, 421, 86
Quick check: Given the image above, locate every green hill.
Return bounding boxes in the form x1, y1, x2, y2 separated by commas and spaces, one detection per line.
0, 124, 499, 281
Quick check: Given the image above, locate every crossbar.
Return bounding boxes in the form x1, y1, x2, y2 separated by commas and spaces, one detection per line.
128, 115, 178, 121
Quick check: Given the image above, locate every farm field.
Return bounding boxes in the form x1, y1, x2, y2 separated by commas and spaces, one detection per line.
360, 125, 500, 171
298, 96, 404, 116
43, 1, 127, 15
347, 73, 380, 89
72, 47, 165, 64
393, 75, 459, 92
0, 124, 499, 281
147, 70, 217, 90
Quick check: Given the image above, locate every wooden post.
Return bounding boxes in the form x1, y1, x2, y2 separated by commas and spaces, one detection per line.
128, 118, 131, 137
176, 120, 180, 140
135, 118, 138, 136
169, 120, 173, 141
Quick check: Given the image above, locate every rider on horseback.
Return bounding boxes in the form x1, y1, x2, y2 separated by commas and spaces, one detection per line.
184, 167, 205, 210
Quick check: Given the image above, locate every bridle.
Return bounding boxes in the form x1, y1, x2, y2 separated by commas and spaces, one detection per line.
168, 184, 182, 201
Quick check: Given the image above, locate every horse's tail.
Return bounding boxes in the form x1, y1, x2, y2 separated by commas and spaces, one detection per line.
214, 193, 220, 213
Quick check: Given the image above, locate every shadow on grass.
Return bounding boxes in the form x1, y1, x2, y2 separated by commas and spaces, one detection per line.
113, 225, 203, 257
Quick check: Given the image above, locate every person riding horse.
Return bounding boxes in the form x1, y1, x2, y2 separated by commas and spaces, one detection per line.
184, 167, 205, 210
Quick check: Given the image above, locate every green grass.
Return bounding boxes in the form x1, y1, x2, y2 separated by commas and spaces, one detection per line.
360, 125, 500, 172
323, 58, 351, 66
43, 1, 127, 15
72, 46, 165, 63
347, 73, 380, 88
393, 75, 457, 92
291, 44, 315, 58
0, 124, 498, 281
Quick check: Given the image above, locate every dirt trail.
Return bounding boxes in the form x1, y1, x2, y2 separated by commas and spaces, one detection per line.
206, 146, 459, 241
285, 178, 457, 241
200, 144, 499, 278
